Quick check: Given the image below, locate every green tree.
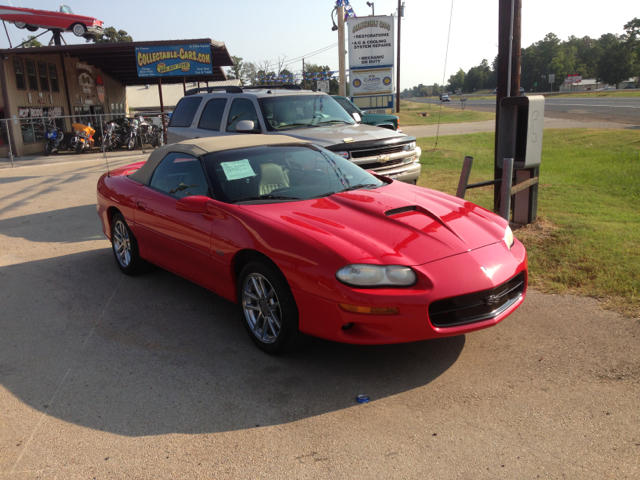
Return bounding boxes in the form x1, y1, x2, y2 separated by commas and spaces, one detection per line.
226, 56, 244, 84
596, 38, 636, 88
88, 27, 132, 43
447, 68, 465, 92
21, 36, 42, 48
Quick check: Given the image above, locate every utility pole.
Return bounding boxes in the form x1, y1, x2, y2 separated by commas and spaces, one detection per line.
395, 0, 402, 113
337, 6, 346, 96
302, 58, 306, 90
494, 0, 521, 210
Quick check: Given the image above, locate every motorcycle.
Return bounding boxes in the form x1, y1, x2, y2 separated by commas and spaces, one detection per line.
44, 121, 64, 156
100, 121, 117, 152
147, 121, 165, 148
70, 123, 95, 154
124, 117, 139, 150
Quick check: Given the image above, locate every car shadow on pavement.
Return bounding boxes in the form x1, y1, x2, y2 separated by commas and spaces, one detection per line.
0, 248, 465, 436
0, 204, 102, 243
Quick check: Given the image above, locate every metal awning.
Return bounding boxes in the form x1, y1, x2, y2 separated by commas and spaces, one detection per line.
0, 38, 233, 85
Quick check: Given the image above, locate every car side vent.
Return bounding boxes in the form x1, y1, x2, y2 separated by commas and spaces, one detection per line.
385, 206, 417, 216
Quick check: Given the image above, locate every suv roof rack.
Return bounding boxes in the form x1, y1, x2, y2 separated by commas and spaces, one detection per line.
185, 86, 243, 96
242, 85, 303, 91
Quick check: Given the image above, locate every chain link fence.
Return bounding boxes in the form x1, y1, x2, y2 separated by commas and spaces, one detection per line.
0, 112, 169, 167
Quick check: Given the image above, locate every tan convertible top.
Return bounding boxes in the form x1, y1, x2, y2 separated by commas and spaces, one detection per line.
129, 135, 308, 185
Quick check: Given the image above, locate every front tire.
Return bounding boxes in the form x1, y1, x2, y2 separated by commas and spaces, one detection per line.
111, 213, 144, 275
72, 23, 86, 37
14, 21, 26, 29
238, 261, 307, 354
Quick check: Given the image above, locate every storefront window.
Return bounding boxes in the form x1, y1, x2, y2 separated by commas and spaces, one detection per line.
14, 57, 26, 90
19, 107, 64, 144
38, 62, 49, 91
48, 64, 59, 92
25, 59, 38, 90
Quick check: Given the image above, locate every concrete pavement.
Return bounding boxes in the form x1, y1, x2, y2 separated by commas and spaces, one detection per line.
0, 155, 638, 478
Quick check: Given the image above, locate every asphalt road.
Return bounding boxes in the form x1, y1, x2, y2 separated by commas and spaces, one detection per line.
1, 154, 639, 478
410, 95, 640, 123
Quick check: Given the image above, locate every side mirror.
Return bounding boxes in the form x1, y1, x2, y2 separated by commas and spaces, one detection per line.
176, 195, 210, 214
352, 112, 362, 123
236, 120, 258, 133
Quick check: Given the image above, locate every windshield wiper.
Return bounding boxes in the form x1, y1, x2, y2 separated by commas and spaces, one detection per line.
341, 183, 380, 192
276, 123, 319, 130
232, 194, 301, 203
318, 120, 351, 125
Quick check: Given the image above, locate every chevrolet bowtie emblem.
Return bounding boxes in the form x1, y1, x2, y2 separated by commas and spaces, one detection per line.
377, 155, 391, 163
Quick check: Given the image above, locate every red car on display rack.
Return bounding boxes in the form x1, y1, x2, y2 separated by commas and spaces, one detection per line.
96, 135, 528, 355
0, 4, 103, 37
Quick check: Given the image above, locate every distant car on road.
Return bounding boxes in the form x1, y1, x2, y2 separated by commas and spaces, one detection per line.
0, 4, 104, 38
441, 94, 450, 102
331, 95, 399, 131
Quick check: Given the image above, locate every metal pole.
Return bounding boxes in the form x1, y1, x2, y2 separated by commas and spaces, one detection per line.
500, 158, 514, 221
395, 0, 402, 113
456, 156, 474, 199
183, 76, 186, 96
158, 77, 167, 143
302, 58, 306, 90
506, 0, 515, 98
337, 6, 346, 96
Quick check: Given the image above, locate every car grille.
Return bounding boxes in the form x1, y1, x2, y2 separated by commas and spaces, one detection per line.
357, 157, 406, 170
351, 144, 406, 159
428, 272, 525, 327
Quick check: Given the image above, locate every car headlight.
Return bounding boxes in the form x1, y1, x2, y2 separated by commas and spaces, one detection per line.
335, 151, 350, 159
404, 142, 416, 151
504, 226, 514, 250
336, 264, 417, 287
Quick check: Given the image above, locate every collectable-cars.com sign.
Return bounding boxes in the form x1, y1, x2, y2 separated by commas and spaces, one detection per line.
135, 44, 213, 78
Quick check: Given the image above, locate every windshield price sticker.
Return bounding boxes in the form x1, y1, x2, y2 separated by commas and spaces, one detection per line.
221, 159, 256, 181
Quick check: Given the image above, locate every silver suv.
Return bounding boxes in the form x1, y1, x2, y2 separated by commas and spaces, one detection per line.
167, 86, 422, 184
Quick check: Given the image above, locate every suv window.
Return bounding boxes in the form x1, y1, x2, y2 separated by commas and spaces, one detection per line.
169, 97, 203, 128
198, 98, 227, 131
149, 153, 210, 199
226, 98, 260, 133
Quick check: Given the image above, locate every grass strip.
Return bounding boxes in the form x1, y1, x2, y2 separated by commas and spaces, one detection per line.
399, 100, 494, 126
415, 129, 640, 317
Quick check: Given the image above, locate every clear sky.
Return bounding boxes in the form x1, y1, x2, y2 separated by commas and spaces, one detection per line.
1, 0, 637, 89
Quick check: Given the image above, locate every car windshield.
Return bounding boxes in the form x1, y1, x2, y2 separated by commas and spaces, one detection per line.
60, 5, 74, 13
203, 144, 385, 204
259, 95, 355, 131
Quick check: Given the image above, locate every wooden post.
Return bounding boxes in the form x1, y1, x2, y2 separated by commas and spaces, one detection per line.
456, 156, 474, 199
495, 0, 521, 211
500, 158, 514, 221
337, 6, 346, 96
396, 0, 402, 113
302, 58, 306, 90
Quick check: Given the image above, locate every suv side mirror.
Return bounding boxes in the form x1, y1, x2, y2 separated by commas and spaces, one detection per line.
352, 112, 362, 123
236, 120, 258, 133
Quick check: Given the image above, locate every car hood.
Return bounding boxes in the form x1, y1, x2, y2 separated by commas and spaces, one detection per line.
274, 123, 407, 148
240, 182, 508, 266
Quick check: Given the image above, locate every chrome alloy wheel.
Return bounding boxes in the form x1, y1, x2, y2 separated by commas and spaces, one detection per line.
242, 273, 282, 344
112, 219, 132, 268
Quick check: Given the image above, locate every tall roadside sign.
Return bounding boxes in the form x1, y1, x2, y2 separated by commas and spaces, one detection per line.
347, 16, 395, 113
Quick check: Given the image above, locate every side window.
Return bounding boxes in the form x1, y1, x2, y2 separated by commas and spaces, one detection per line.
25, 59, 38, 91
48, 64, 59, 92
38, 62, 49, 92
226, 98, 260, 133
149, 153, 210, 199
14, 57, 26, 90
198, 98, 227, 131
169, 97, 202, 128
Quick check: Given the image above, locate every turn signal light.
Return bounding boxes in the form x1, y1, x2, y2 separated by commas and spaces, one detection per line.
339, 303, 399, 315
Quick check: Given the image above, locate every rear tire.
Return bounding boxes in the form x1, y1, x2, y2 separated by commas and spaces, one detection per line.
44, 142, 52, 156
14, 22, 26, 29
238, 261, 308, 354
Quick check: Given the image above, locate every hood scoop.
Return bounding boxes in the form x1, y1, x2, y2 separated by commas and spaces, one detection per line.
385, 205, 417, 216
386, 205, 467, 246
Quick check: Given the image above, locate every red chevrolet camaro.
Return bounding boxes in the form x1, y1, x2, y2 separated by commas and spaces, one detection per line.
0, 4, 103, 37
97, 135, 528, 354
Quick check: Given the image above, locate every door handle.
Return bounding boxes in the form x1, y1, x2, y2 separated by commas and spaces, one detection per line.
136, 201, 147, 211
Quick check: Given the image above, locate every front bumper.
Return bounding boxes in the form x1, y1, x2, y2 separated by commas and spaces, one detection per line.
293, 239, 527, 344
355, 146, 422, 184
